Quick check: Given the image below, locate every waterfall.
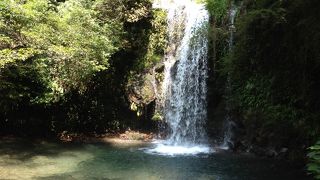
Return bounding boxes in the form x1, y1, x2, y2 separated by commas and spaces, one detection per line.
164, 1, 209, 146
147, 0, 211, 155
220, 4, 238, 150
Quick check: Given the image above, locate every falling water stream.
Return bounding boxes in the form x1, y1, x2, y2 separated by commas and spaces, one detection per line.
0, 2, 310, 179
220, 4, 238, 150
147, 0, 212, 155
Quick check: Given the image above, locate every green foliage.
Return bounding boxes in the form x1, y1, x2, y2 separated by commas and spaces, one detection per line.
0, 0, 160, 135
205, 0, 228, 21
137, 9, 167, 70
97, 0, 152, 23
214, 0, 320, 155
152, 112, 163, 121
0, 0, 119, 103
0, 48, 39, 68
308, 140, 320, 179
0, 60, 46, 109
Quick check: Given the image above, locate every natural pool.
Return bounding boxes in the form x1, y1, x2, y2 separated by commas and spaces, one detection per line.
0, 138, 310, 180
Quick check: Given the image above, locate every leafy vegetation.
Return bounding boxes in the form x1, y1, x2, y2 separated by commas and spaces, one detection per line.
205, 0, 228, 21
308, 140, 320, 179
138, 9, 167, 70
1, 1, 320, 177
208, 0, 320, 163
0, 0, 119, 102
0, 0, 161, 135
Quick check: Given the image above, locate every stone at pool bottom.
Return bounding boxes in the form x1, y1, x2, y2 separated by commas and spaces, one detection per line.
0, 139, 310, 180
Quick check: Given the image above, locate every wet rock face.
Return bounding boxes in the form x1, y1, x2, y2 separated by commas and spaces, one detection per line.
128, 73, 156, 105
127, 63, 164, 107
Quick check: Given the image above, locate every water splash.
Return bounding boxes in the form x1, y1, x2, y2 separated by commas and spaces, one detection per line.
149, 0, 211, 155
219, 117, 236, 150
165, 4, 209, 145
145, 141, 213, 156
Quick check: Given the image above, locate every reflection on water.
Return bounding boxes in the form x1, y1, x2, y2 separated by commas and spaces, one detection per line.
0, 138, 310, 180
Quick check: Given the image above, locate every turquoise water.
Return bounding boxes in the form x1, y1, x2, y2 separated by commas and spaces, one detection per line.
0, 139, 310, 180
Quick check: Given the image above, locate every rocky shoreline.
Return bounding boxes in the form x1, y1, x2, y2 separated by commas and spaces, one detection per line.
57, 130, 155, 146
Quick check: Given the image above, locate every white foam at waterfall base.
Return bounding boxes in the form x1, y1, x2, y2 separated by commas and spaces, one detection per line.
144, 141, 213, 156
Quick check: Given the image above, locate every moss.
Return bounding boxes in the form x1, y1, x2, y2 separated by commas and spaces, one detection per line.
152, 112, 163, 121
135, 9, 167, 71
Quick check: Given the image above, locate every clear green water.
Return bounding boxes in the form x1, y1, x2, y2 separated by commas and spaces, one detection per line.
0, 139, 310, 180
